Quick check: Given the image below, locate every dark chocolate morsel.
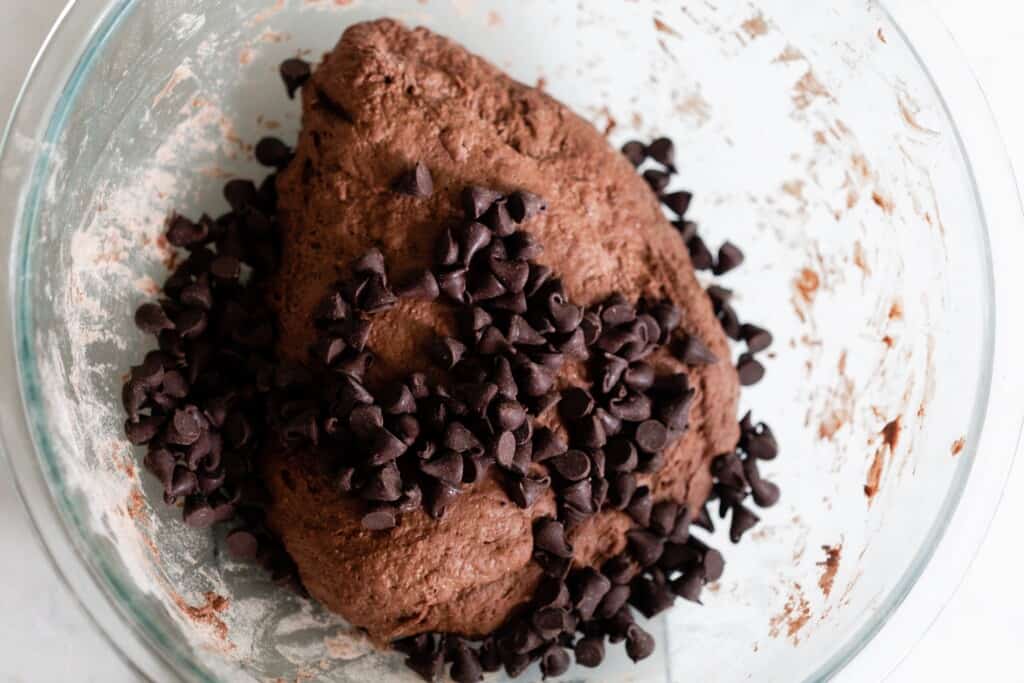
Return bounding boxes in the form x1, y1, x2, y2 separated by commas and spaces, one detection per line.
393, 161, 434, 198
737, 353, 766, 386
279, 58, 311, 98
621, 140, 647, 166
714, 241, 745, 275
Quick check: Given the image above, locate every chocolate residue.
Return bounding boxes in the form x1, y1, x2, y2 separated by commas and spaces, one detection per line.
817, 350, 853, 441
653, 17, 681, 38
741, 13, 769, 39
864, 448, 884, 501
865, 417, 902, 502
817, 545, 842, 597
852, 241, 870, 278
794, 268, 820, 304
871, 190, 894, 215
898, 94, 939, 136
882, 417, 902, 451
774, 44, 805, 64
951, 437, 965, 457
882, 335, 894, 348
888, 300, 903, 321
172, 592, 231, 645
769, 584, 812, 644
126, 488, 146, 520
792, 71, 833, 110
877, 28, 887, 44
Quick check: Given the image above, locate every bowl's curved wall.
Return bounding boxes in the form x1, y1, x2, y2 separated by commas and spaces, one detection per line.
2, 1, 1008, 681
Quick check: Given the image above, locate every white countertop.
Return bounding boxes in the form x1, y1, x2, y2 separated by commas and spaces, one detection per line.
1, 2, 1021, 681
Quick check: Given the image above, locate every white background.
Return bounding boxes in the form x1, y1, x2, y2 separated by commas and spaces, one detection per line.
0, 2, 1021, 681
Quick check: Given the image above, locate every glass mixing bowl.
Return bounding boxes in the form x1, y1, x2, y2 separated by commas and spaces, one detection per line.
2, 0, 1023, 681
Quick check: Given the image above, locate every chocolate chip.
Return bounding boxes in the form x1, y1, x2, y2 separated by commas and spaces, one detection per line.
507, 190, 547, 222
530, 428, 567, 463
182, 497, 216, 528
431, 336, 467, 370
718, 303, 742, 340
395, 482, 424, 513
627, 529, 665, 567
421, 479, 459, 519
514, 360, 555, 397
596, 353, 628, 394
486, 357, 516, 400
608, 472, 638, 510
344, 405, 381, 441
534, 518, 573, 558
311, 336, 346, 367
630, 573, 674, 618
702, 546, 725, 581
547, 449, 590, 482
621, 140, 647, 167
661, 190, 692, 217
622, 362, 655, 391
435, 229, 460, 267
361, 506, 397, 531
478, 639, 502, 673
444, 421, 481, 453
737, 354, 766, 386
574, 637, 605, 667
462, 186, 503, 219
456, 221, 492, 266
420, 450, 464, 486
741, 323, 773, 353
714, 241, 745, 275
559, 388, 594, 420
605, 439, 638, 473
487, 399, 523, 432
367, 428, 408, 465
742, 420, 778, 461
673, 219, 698, 243
507, 315, 545, 346
623, 623, 655, 662
603, 553, 640, 586
167, 214, 209, 247
474, 326, 508, 356
255, 136, 292, 168
487, 262, 527, 297
643, 169, 670, 194
280, 58, 311, 98
608, 392, 652, 422
134, 302, 174, 334
711, 452, 746, 491
360, 461, 403, 502
438, 267, 469, 303
730, 505, 759, 542
650, 501, 679, 537
573, 568, 612, 620
647, 137, 676, 170
223, 529, 259, 561
672, 569, 704, 604
489, 291, 528, 314
393, 161, 433, 198
524, 263, 553, 298
450, 646, 483, 683
626, 486, 653, 527
534, 577, 571, 610
505, 231, 543, 260
482, 201, 516, 237
572, 414, 606, 449
539, 644, 570, 679
635, 420, 669, 453
554, 327, 587, 360
314, 292, 349, 324
532, 607, 571, 640
508, 473, 549, 508
744, 457, 781, 507
392, 270, 438, 301
678, 335, 718, 365
456, 381, 497, 415
687, 235, 714, 270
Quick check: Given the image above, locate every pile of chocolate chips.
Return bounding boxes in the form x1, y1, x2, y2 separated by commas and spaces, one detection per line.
120, 55, 782, 681
295, 171, 723, 540
622, 136, 774, 388
122, 116, 311, 587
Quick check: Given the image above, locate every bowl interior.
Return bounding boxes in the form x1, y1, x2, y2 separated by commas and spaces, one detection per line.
12, 0, 991, 681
